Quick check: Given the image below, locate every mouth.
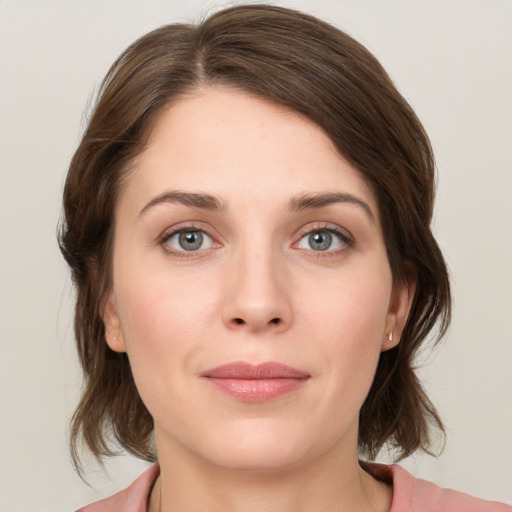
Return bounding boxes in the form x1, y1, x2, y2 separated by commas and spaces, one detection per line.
201, 361, 310, 402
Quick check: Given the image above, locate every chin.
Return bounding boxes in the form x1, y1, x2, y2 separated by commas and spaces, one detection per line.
208, 443, 304, 473
189, 419, 322, 473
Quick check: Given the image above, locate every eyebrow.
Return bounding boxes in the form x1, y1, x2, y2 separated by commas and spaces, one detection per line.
288, 192, 375, 222
139, 191, 227, 216
139, 190, 374, 222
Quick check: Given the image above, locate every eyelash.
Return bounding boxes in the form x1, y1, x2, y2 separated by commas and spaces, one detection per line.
158, 223, 218, 259
157, 222, 354, 258
294, 223, 354, 256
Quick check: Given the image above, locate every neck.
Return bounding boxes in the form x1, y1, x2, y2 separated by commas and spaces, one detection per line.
149, 431, 391, 512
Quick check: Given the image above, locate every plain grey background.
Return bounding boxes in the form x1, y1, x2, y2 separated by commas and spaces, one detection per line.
1, 1, 511, 510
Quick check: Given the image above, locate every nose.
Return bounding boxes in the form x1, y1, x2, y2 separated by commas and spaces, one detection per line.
221, 242, 293, 334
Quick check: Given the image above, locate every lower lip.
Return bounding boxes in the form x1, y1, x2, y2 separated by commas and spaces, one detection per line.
205, 377, 308, 402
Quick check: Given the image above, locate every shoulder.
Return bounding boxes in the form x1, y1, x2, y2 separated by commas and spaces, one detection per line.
365, 462, 511, 512
75, 464, 160, 512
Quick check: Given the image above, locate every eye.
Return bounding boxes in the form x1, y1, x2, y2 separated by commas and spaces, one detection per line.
164, 229, 214, 252
297, 229, 349, 252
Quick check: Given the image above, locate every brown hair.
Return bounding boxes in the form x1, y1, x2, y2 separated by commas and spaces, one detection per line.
59, 4, 451, 473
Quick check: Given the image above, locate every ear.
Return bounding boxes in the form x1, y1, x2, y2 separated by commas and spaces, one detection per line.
102, 291, 127, 353
381, 275, 416, 352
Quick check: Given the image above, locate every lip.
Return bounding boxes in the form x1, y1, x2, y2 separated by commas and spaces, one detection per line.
201, 361, 310, 402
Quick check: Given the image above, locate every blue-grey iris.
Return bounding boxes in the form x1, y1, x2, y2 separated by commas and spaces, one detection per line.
179, 231, 204, 251
309, 231, 332, 251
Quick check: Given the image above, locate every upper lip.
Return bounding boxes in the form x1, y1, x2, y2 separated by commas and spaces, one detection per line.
201, 361, 310, 379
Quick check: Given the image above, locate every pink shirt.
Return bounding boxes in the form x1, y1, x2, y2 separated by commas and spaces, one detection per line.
76, 463, 511, 512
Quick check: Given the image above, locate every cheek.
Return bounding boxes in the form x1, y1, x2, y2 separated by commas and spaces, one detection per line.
120, 284, 197, 345
115, 235, 219, 332
303, 262, 392, 343
113, 269, 218, 405
301, 264, 392, 397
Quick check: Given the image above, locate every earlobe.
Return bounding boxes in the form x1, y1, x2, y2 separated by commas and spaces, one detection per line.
382, 276, 416, 351
103, 292, 127, 353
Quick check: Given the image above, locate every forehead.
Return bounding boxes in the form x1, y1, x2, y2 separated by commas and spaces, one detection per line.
122, 86, 378, 216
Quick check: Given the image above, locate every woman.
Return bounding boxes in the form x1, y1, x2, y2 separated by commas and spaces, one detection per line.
59, 4, 510, 511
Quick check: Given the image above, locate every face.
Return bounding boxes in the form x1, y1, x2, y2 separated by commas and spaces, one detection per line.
104, 87, 413, 472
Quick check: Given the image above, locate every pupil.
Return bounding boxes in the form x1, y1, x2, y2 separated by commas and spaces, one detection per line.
310, 231, 332, 251
179, 231, 203, 251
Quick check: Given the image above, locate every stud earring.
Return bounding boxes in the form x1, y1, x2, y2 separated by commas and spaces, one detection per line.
105, 330, 117, 341
388, 332, 393, 342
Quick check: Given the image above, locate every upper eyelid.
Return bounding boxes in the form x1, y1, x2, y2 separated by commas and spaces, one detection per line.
158, 225, 219, 257
156, 221, 353, 247
294, 222, 353, 240
165, 229, 215, 250
159, 221, 219, 241
292, 223, 355, 254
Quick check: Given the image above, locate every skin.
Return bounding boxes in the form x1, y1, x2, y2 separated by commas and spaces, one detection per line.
104, 87, 414, 512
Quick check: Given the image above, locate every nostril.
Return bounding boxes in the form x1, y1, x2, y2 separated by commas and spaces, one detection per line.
231, 317, 281, 326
